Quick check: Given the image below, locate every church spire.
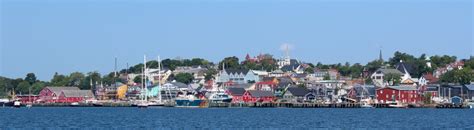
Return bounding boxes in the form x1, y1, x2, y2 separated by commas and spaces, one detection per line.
379, 48, 383, 62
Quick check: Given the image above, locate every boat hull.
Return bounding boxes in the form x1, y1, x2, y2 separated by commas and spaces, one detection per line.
210, 98, 232, 103
175, 99, 203, 107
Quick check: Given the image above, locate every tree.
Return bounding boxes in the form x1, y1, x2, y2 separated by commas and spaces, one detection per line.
366, 60, 384, 73
17, 81, 31, 95
174, 73, 194, 84
51, 72, 69, 86
304, 67, 314, 74
323, 74, 331, 80
68, 72, 85, 87
204, 69, 217, 81
82, 71, 101, 90
25, 73, 37, 85
440, 68, 473, 85
219, 56, 240, 70
384, 73, 401, 85
31, 82, 46, 94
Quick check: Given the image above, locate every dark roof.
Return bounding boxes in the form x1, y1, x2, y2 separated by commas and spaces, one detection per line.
170, 82, 188, 88
247, 90, 274, 98
286, 87, 310, 96
353, 85, 376, 96
396, 62, 414, 74
281, 64, 299, 72
376, 68, 403, 75
227, 88, 246, 96
465, 85, 474, 91
293, 74, 307, 79
386, 86, 417, 91
225, 69, 250, 75
62, 90, 94, 98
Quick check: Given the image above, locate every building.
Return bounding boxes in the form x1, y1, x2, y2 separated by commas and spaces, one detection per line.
371, 68, 404, 87
16, 95, 39, 104
38, 86, 95, 103
282, 87, 311, 103
226, 87, 246, 103
376, 86, 421, 104
434, 61, 464, 78
255, 81, 278, 91
347, 85, 376, 101
465, 85, 474, 101
242, 90, 275, 103
216, 69, 260, 84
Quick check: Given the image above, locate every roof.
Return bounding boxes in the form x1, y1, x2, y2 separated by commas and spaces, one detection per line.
286, 87, 310, 96
465, 85, 474, 91
385, 86, 418, 91
262, 77, 276, 82
353, 85, 376, 96
46, 87, 80, 95
281, 64, 299, 72
62, 90, 94, 98
247, 90, 274, 98
227, 88, 246, 96
227, 83, 254, 89
170, 82, 188, 88
396, 62, 414, 74
225, 69, 250, 75
376, 68, 403, 75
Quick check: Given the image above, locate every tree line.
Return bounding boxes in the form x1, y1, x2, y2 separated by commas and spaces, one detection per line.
1, 52, 473, 97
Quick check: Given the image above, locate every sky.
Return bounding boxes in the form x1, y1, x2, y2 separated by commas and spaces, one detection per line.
1, 0, 473, 80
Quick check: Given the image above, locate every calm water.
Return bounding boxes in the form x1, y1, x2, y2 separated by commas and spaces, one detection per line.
1, 107, 473, 129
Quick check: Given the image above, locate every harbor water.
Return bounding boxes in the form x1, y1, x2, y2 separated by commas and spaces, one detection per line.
1, 107, 473, 129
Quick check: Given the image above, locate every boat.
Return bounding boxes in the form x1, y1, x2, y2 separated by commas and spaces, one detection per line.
0, 99, 9, 107
147, 100, 164, 107
208, 92, 232, 103
467, 102, 474, 109
175, 94, 204, 108
13, 100, 21, 108
70, 102, 80, 107
361, 102, 374, 108
388, 102, 408, 108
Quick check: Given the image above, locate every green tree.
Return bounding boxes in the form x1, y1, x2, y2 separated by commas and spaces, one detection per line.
174, 73, 194, 84
440, 68, 473, 85
17, 81, 31, 95
31, 82, 46, 94
323, 74, 331, 80
384, 73, 401, 85
25, 73, 37, 85
304, 67, 314, 74
82, 71, 101, 90
204, 69, 217, 81
68, 72, 85, 87
219, 56, 240, 70
50, 72, 69, 86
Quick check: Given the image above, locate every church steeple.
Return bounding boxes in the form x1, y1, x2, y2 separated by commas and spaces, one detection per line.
379, 48, 383, 62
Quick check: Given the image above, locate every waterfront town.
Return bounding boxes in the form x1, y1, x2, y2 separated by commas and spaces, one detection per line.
1, 49, 474, 109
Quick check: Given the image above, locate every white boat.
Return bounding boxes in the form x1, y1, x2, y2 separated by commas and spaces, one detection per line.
147, 100, 164, 106
137, 101, 149, 108
13, 101, 21, 108
70, 102, 80, 107
388, 102, 407, 108
208, 92, 232, 103
175, 94, 204, 108
361, 102, 374, 108
467, 102, 474, 109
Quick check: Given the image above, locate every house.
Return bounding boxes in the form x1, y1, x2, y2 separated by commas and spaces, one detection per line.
282, 87, 311, 103
371, 68, 404, 87
419, 73, 439, 86
347, 85, 376, 101
226, 87, 246, 103
269, 70, 285, 77
243, 90, 275, 103
311, 69, 339, 80
434, 61, 464, 78
465, 85, 474, 101
216, 69, 260, 84
255, 81, 277, 91
275, 77, 295, 96
376, 86, 422, 104
419, 84, 440, 98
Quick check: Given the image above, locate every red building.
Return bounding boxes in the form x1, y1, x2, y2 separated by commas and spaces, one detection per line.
376, 86, 422, 104
39, 87, 95, 103
226, 87, 246, 103
242, 90, 275, 103
16, 95, 40, 104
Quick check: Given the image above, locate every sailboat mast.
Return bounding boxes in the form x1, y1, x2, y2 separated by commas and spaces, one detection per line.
158, 55, 162, 102
144, 55, 148, 101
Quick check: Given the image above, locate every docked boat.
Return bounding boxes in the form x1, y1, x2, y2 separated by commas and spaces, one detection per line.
70, 102, 80, 107
388, 102, 408, 108
208, 92, 232, 103
137, 100, 149, 108
13, 100, 21, 108
175, 94, 204, 108
361, 102, 374, 108
0, 99, 9, 107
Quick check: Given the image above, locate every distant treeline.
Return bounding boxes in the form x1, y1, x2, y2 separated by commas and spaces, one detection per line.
1, 51, 473, 97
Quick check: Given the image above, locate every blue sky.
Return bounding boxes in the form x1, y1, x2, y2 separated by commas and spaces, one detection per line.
1, 0, 472, 80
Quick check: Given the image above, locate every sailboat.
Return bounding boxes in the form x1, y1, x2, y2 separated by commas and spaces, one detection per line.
148, 56, 165, 106
137, 55, 149, 108
359, 86, 373, 109
26, 86, 33, 108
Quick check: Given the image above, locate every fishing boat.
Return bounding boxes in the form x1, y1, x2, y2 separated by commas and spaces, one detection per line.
208, 92, 232, 103
175, 94, 204, 108
70, 102, 80, 107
